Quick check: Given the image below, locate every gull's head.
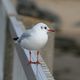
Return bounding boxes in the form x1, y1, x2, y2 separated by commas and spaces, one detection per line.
32, 23, 55, 33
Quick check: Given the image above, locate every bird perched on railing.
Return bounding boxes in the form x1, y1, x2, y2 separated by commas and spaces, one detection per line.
13, 23, 55, 64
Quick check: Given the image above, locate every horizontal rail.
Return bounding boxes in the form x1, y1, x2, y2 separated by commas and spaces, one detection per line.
9, 16, 54, 80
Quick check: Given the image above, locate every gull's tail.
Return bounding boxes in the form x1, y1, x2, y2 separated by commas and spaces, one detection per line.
13, 37, 19, 41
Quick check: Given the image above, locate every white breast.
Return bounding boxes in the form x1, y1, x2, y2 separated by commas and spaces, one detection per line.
20, 32, 48, 50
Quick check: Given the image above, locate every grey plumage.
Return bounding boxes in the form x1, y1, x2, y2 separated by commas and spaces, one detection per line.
18, 30, 31, 43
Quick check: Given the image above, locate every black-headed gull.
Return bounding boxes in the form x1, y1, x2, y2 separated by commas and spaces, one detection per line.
13, 23, 55, 64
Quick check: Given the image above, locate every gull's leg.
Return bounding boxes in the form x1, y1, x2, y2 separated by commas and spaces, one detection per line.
35, 51, 41, 64
29, 51, 36, 64
29, 50, 41, 64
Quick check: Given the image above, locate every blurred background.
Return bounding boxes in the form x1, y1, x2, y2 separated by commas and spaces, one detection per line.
1, 0, 80, 80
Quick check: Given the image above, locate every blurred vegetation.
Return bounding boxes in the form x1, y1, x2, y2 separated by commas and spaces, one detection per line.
16, 0, 61, 32
16, 0, 61, 23
55, 36, 80, 57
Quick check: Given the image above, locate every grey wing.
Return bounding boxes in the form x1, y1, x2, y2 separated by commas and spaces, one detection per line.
18, 30, 31, 43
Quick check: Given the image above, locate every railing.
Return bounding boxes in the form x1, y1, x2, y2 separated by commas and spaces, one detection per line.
0, 0, 55, 80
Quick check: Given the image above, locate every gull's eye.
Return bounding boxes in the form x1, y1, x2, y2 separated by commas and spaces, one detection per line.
44, 27, 47, 29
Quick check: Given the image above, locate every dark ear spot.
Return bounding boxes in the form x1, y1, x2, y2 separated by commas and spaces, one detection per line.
41, 26, 43, 29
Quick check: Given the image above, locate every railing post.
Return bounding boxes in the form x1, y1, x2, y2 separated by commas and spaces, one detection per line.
0, 1, 7, 80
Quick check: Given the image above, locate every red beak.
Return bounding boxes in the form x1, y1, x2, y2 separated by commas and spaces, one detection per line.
48, 29, 55, 32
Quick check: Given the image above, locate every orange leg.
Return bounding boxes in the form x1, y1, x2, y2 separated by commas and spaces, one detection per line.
35, 51, 41, 64
29, 51, 36, 64
29, 51, 41, 64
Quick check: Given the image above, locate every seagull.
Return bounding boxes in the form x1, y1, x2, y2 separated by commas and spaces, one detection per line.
13, 23, 55, 64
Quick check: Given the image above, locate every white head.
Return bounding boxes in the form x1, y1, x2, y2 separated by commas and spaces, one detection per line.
32, 23, 55, 33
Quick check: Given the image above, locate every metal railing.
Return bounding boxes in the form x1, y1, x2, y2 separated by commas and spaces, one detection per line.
0, 0, 55, 80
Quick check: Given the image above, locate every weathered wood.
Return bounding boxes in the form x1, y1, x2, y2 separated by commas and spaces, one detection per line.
0, 2, 7, 80
12, 46, 28, 80
2, 0, 17, 16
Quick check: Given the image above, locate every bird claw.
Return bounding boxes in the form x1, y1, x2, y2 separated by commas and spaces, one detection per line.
29, 61, 41, 64
35, 61, 41, 64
